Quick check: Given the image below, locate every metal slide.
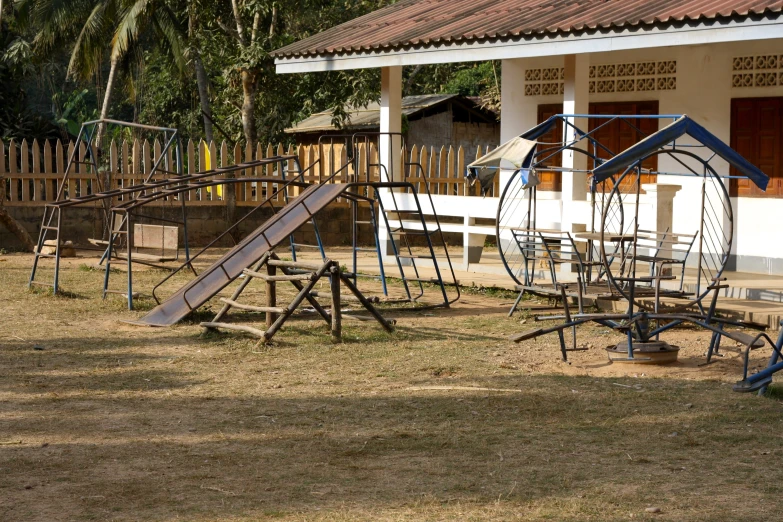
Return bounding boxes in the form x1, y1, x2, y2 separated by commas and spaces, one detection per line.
132, 183, 348, 327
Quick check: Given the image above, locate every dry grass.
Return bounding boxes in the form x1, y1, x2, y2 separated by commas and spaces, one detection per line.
1, 251, 782, 521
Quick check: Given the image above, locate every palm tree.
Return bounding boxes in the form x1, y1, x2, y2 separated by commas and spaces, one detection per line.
112, 0, 214, 142
16, 0, 122, 122
16, 0, 215, 141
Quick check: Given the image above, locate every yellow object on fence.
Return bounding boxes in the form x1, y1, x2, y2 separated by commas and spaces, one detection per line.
203, 142, 223, 199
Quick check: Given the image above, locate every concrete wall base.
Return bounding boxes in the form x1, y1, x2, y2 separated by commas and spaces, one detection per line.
0, 205, 380, 252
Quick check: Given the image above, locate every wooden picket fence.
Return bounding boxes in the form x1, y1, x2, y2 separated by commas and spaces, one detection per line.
0, 138, 499, 207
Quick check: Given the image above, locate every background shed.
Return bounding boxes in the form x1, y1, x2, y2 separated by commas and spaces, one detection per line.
285, 94, 499, 159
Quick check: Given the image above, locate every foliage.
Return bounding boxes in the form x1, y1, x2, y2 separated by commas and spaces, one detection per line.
443, 61, 496, 96
4, 0, 501, 144
0, 19, 61, 140
135, 49, 202, 136
52, 88, 99, 136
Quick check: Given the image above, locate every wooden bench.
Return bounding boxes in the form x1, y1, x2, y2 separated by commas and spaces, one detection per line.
121, 224, 179, 262
94, 224, 179, 263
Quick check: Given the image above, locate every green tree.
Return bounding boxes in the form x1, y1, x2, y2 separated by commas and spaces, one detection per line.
111, 0, 220, 141
16, 0, 211, 141
16, 0, 123, 131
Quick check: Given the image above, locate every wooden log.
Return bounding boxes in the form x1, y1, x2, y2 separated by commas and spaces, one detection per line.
262, 261, 332, 343
218, 298, 285, 314
342, 314, 374, 322
244, 268, 312, 282
338, 273, 394, 332
266, 264, 277, 329
200, 322, 266, 338
330, 266, 341, 343
308, 290, 379, 303
282, 271, 331, 324
266, 259, 323, 270
211, 253, 270, 322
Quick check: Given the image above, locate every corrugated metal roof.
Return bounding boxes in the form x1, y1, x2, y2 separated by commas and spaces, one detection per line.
272, 0, 783, 59
286, 93, 460, 133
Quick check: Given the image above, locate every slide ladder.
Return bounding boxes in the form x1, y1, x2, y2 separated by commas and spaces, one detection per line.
349, 132, 459, 307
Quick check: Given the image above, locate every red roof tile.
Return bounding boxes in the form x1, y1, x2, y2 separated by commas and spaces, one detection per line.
272, 0, 783, 59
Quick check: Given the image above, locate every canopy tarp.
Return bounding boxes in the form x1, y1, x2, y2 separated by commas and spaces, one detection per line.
592, 115, 769, 190
467, 137, 538, 194
520, 117, 561, 141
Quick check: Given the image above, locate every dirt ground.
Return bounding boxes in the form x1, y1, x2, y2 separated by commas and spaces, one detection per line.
2, 250, 782, 521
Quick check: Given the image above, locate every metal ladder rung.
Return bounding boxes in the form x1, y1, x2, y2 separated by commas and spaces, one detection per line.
342, 272, 382, 279
397, 254, 433, 259
104, 290, 141, 298
354, 247, 379, 252
405, 277, 460, 286
391, 228, 439, 236
291, 243, 321, 249
33, 253, 57, 259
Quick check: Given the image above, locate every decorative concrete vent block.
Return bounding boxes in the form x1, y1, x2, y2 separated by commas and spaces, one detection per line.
525, 67, 565, 96
526, 61, 677, 96
733, 55, 783, 88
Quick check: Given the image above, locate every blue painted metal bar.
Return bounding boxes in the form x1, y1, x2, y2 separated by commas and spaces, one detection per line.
744, 323, 783, 393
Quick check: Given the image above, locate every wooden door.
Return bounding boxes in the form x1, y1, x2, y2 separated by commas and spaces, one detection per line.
730, 97, 782, 197
535, 104, 563, 191
588, 101, 659, 187
536, 101, 659, 191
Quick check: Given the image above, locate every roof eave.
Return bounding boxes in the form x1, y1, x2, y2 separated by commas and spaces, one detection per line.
275, 14, 782, 74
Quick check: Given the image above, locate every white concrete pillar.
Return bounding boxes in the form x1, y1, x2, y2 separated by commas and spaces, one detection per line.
560, 54, 590, 276
379, 66, 402, 259
500, 58, 538, 189
561, 54, 589, 204
642, 183, 683, 274
379, 66, 402, 183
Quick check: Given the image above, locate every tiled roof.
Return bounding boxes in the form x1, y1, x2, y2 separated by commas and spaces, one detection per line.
272, 0, 783, 59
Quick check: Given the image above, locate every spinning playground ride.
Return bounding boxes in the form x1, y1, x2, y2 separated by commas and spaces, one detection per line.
491, 115, 783, 392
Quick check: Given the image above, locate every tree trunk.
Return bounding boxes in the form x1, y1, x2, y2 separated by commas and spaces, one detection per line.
0, 207, 36, 252
232, 70, 257, 240
240, 69, 257, 147
193, 52, 214, 143
189, 11, 213, 143
96, 57, 119, 146
94, 57, 119, 235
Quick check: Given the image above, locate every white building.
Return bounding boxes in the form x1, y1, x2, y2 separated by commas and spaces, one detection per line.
273, 1, 783, 277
